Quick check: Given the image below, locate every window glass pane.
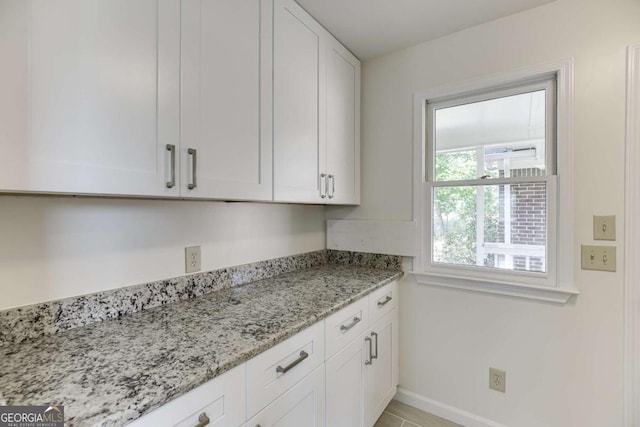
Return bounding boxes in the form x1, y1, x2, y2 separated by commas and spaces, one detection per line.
434, 90, 547, 181
432, 182, 547, 273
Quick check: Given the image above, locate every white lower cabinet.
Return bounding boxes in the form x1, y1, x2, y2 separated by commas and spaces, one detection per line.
128, 281, 398, 427
364, 310, 398, 427
326, 310, 398, 427
246, 322, 324, 418
326, 331, 368, 427
128, 364, 246, 427
244, 366, 326, 427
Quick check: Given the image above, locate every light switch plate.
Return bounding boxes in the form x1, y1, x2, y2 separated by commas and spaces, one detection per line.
581, 245, 616, 272
593, 215, 616, 240
185, 245, 201, 273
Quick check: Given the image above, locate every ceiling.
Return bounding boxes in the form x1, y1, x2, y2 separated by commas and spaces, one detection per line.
294, 0, 556, 60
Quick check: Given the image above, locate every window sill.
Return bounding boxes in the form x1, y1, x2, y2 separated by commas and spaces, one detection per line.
409, 271, 579, 304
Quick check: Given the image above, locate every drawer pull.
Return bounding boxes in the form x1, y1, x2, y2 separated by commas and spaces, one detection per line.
328, 174, 335, 199
166, 144, 176, 188
377, 295, 392, 307
188, 148, 198, 190
320, 173, 327, 198
365, 337, 373, 365
276, 350, 309, 374
371, 331, 378, 360
340, 317, 361, 332
195, 412, 210, 427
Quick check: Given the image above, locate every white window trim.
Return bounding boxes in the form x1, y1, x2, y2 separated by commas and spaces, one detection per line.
410, 60, 579, 304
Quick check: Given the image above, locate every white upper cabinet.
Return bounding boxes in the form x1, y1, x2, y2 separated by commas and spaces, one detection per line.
325, 35, 361, 205
273, 0, 326, 203
180, 0, 272, 200
272, 0, 360, 204
0, 0, 359, 203
0, 0, 180, 197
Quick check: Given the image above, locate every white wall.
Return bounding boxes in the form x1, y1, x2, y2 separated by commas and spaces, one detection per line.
0, 197, 325, 310
328, 0, 639, 425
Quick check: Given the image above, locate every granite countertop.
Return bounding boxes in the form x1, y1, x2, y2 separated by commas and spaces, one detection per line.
0, 264, 402, 426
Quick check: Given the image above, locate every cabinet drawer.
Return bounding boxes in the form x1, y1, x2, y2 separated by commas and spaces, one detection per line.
325, 297, 369, 359
368, 281, 398, 325
128, 364, 246, 427
246, 321, 324, 418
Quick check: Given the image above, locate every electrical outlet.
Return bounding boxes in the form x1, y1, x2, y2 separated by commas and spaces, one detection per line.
489, 368, 506, 393
593, 215, 616, 241
581, 245, 616, 272
185, 245, 201, 273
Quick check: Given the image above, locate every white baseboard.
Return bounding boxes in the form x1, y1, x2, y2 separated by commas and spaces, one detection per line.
394, 387, 508, 427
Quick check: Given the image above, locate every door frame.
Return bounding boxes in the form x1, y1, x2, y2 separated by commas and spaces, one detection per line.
625, 44, 640, 427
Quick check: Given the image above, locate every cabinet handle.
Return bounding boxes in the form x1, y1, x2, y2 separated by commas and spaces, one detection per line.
365, 336, 373, 365
340, 317, 361, 332
377, 295, 392, 307
371, 331, 378, 360
320, 173, 327, 198
166, 144, 176, 189
188, 148, 197, 190
328, 174, 335, 199
195, 412, 210, 427
276, 350, 309, 374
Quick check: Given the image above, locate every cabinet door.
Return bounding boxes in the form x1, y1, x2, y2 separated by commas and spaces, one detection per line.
364, 310, 397, 427
245, 366, 325, 427
326, 332, 366, 427
0, 0, 180, 197
325, 35, 360, 205
273, 0, 326, 203
181, 0, 272, 200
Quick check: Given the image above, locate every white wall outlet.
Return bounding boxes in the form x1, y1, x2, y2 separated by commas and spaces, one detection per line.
185, 245, 201, 273
489, 367, 506, 393
581, 245, 616, 272
593, 215, 616, 241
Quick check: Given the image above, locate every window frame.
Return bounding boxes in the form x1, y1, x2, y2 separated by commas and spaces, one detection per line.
410, 61, 579, 303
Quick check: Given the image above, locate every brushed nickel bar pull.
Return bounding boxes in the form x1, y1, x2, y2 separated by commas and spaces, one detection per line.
276, 350, 309, 374
188, 148, 197, 190
371, 331, 378, 360
195, 412, 210, 427
320, 173, 327, 198
328, 174, 335, 199
166, 144, 176, 188
340, 317, 361, 332
365, 337, 373, 365
377, 295, 392, 307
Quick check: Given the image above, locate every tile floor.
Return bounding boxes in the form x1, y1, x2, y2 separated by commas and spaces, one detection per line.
374, 400, 463, 427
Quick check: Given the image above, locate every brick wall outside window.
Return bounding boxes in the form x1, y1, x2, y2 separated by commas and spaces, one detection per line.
498, 168, 546, 272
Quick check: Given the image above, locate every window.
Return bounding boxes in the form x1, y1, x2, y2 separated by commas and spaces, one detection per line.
429, 81, 554, 274
412, 63, 579, 303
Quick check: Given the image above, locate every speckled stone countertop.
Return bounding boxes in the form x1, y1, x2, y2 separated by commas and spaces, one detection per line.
0, 264, 402, 426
